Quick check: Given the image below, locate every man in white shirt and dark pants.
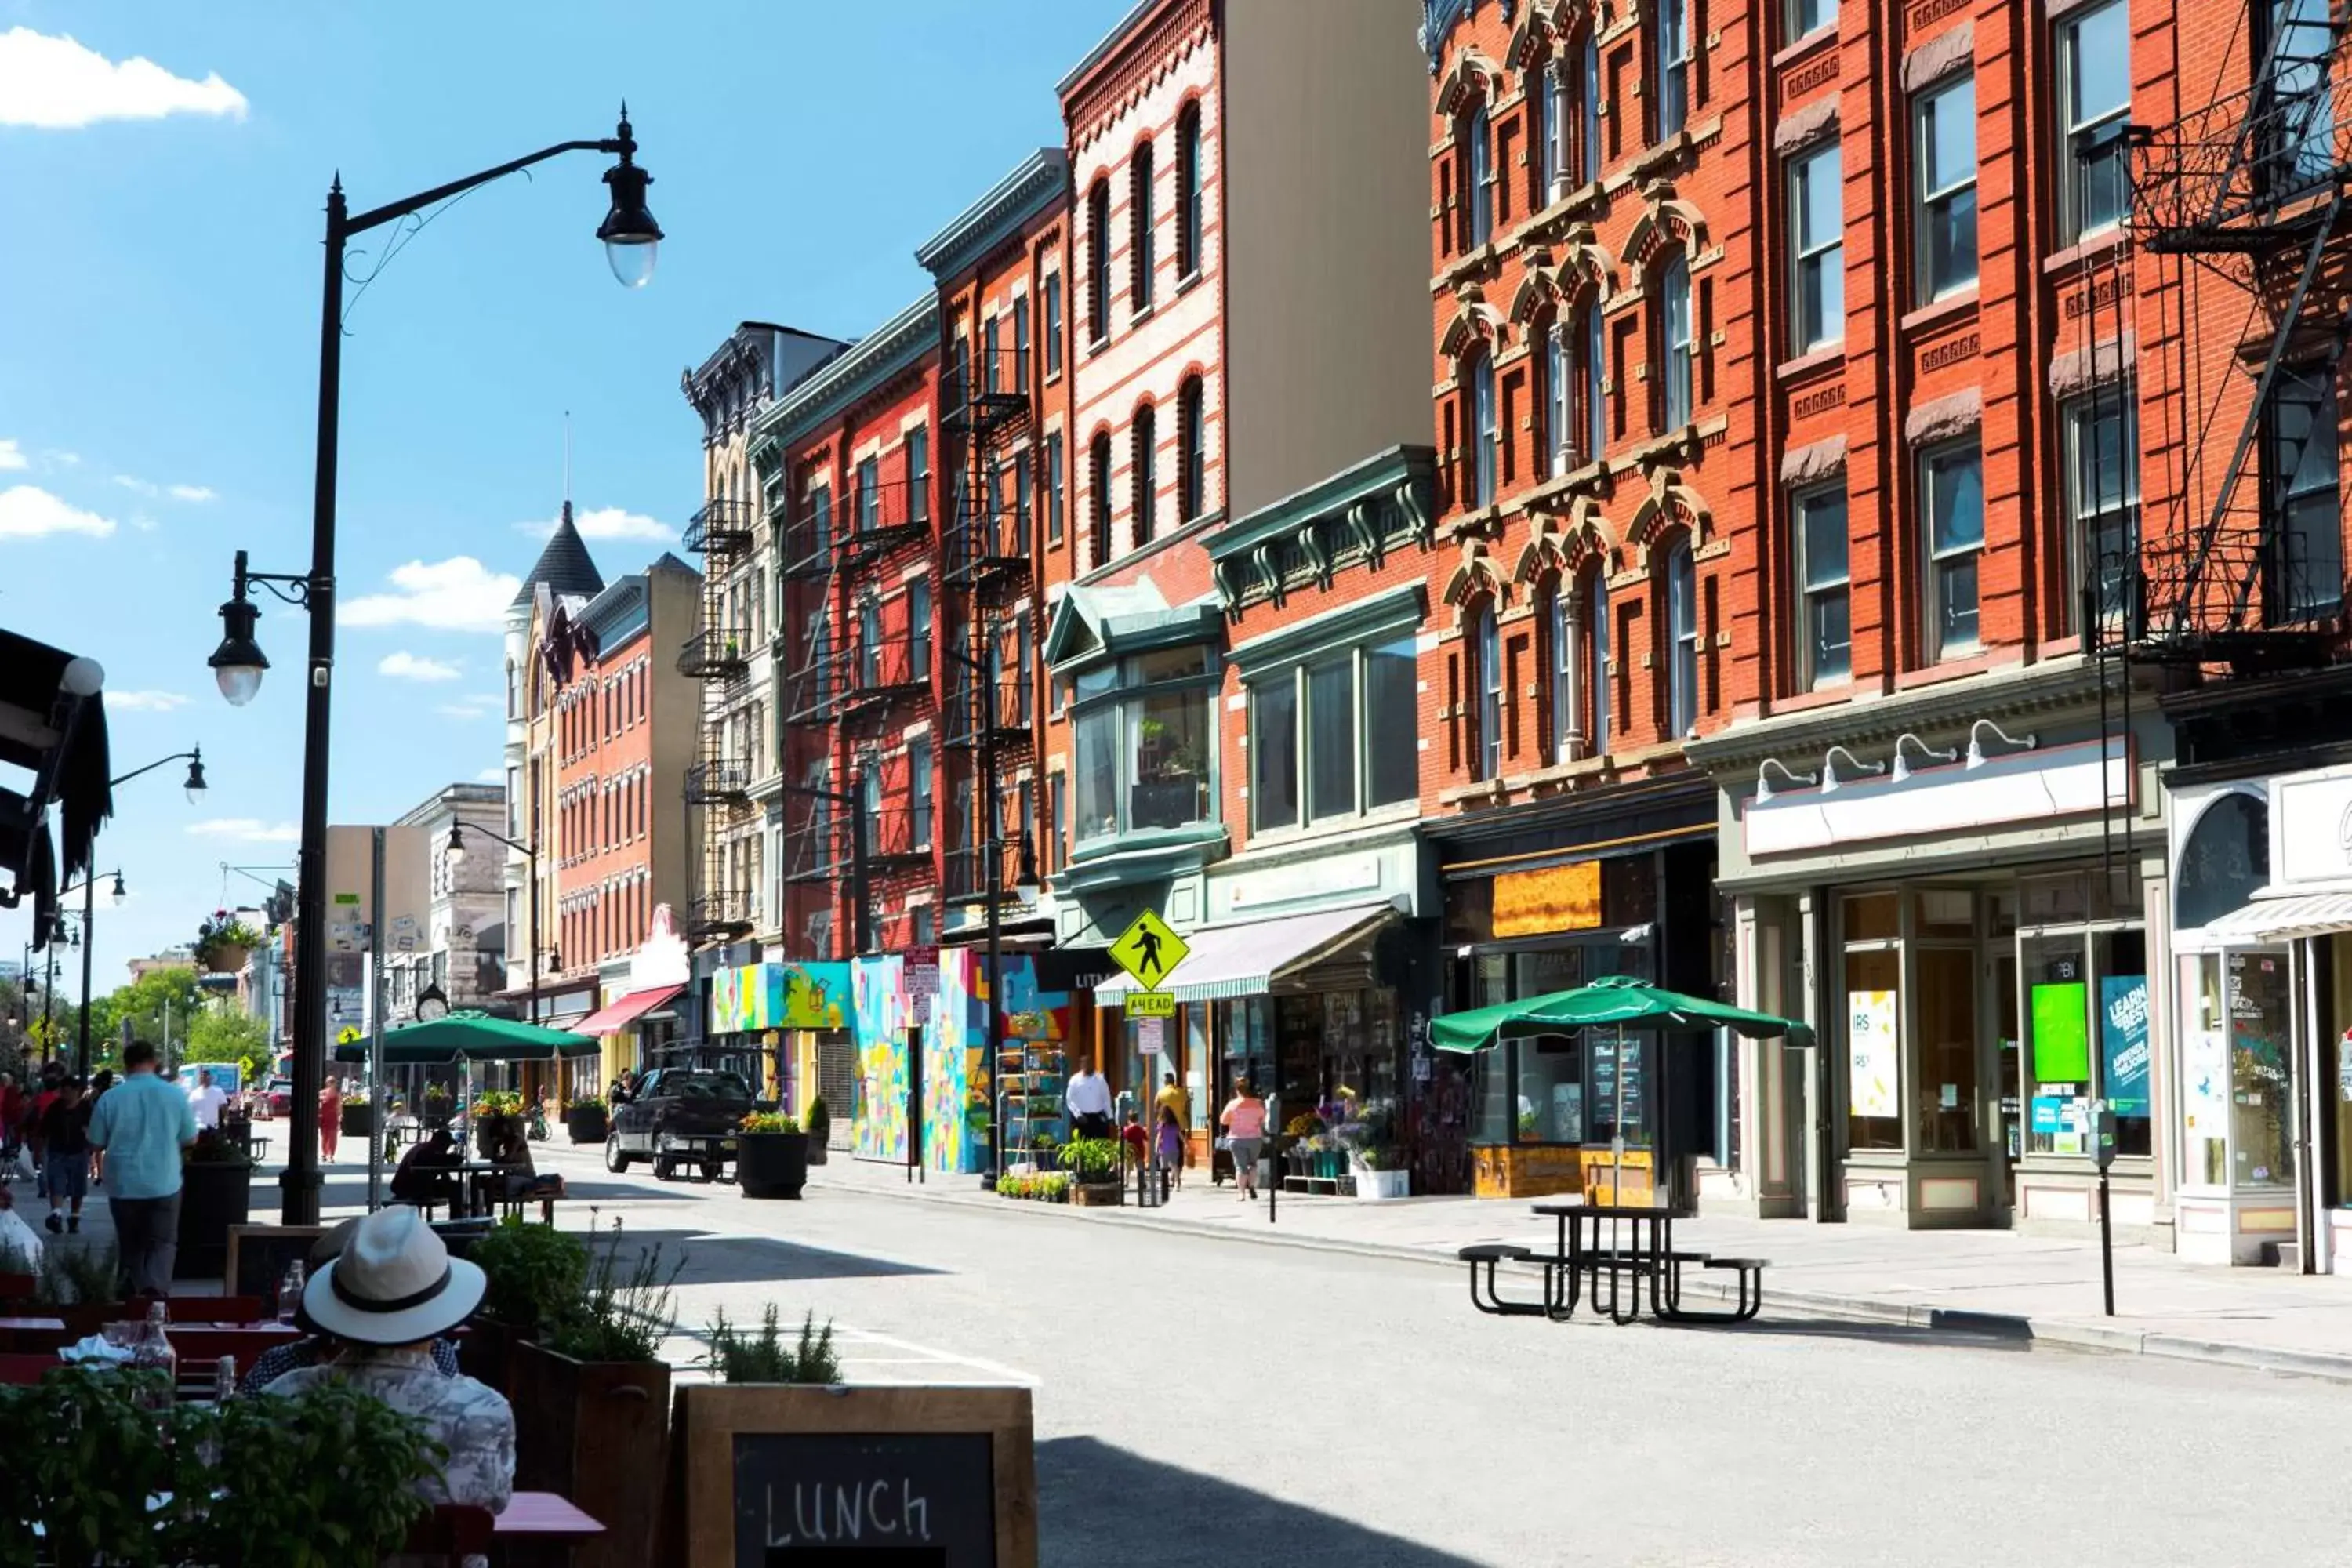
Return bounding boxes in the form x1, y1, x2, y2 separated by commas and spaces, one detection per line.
184, 1067, 228, 1133
1065, 1060, 1114, 1140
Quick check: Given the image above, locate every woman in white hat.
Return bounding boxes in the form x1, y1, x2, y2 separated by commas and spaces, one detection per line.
265, 1205, 514, 1523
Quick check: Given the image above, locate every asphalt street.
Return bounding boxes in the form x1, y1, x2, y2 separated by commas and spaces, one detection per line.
422, 1148, 2352, 1566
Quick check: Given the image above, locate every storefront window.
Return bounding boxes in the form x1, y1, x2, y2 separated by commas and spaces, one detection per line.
2023, 935, 2092, 1155
1845, 890, 1900, 942
1915, 946, 1978, 1152
2227, 950, 2295, 1189
2180, 953, 2231, 1185
1845, 946, 1902, 1151
1516, 1035, 1584, 1142
2176, 793, 2269, 931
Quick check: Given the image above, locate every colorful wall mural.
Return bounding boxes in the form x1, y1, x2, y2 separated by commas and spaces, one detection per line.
709, 961, 850, 1035
851, 955, 908, 1162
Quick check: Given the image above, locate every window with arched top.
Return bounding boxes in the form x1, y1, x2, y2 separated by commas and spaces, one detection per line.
1655, 254, 1693, 430
1469, 350, 1499, 507
1089, 431, 1114, 568
1663, 537, 1699, 737
2176, 793, 2270, 931
1087, 179, 1112, 343
1133, 404, 1158, 546
1467, 103, 1494, 247
1176, 101, 1204, 278
1131, 140, 1157, 313
1472, 600, 1502, 780
1586, 565, 1613, 754
1178, 376, 1206, 524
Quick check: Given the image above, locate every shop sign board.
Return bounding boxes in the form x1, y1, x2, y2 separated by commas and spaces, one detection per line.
1126, 990, 1175, 1019
905, 946, 940, 1000
1491, 859, 1601, 938
1847, 989, 1898, 1118
1109, 910, 1189, 990
1137, 1017, 1165, 1054
2031, 982, 2091, 1082
2100, 976, 2151, 1117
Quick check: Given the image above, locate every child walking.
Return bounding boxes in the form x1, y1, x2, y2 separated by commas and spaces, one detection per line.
1154, 1105, 1187, 1192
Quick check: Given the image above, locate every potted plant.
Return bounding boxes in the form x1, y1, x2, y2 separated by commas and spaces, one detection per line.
339, 1085, 376, 1140
0, 1365, 193, 1563
700, 1304, 841, 1385
1058, 1134, 1123, 1206
193, 909, 264, 975
736, 1110, 810, 1200
1338, 1098, 1410, 1200
461, 1214, 589, 1393
473, 1087, 524, 1158
514, 1218, 680, 1568
175, 1127, 257, 1279
421, 1080, 455, 1131
177, 1375, 440, 1562
800, 1094, 830, 1165
566, 1092, 610, 1145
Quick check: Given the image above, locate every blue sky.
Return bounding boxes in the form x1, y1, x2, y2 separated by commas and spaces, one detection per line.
0, 0, 1128, 996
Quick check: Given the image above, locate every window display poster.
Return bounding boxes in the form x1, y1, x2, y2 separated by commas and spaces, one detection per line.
1848, 989, 1899, 1119
2100, 975, 2151, 1116
2031, 982, 2091, 1082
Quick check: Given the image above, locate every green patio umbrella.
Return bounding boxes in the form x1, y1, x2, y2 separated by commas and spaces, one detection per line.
1430, 975, 1806, 1203
331, 1011, 601, 1065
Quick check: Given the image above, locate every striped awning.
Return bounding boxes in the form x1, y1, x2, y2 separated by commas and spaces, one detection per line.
1091, 902, 1396, 1005
2202, 891, 2352, 944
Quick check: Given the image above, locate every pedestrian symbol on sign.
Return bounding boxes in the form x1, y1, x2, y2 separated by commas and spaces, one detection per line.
1109, 909, 1189, 991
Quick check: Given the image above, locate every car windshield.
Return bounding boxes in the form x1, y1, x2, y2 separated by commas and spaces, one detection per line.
660, 1071, 752, 1100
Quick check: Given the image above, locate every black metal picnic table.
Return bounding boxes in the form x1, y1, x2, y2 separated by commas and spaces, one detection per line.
1519, 1202, 1765, 1325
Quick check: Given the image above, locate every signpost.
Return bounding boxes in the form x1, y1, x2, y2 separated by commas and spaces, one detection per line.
905, 944, 940, 1000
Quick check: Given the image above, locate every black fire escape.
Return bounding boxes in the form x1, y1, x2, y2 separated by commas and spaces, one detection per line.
679, 495, 757, 942
2124, 0, 2352, 673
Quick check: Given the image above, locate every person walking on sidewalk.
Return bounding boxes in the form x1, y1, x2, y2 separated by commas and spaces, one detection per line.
184, 1066, 227, 1133
38, 1078, 89, 1234
1220, 1079, 1268, 1202
85, 1040, 198, 1296
319, 1077, 342, 1163
1065, 1059, 1114, 1140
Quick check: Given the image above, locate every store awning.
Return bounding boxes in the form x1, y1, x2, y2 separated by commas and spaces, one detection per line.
2203, 891, 2352, 943
571, 984, 685, 1036
1092, 903, 1396, 1004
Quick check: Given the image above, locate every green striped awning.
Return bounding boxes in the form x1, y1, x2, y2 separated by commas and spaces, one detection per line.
1091, 902, 1396, 1005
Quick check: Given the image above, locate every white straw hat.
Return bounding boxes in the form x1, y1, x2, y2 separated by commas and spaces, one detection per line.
301, 1205, 485, 1346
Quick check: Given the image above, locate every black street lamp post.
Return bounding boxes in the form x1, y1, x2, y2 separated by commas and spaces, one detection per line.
441, 822, 539, 1028
77, 750, 209, 1078
207, 114, 662, 1226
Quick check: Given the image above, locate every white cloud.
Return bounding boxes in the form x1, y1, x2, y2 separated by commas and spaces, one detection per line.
437, 693, 503, 720
0, 485, 115, 539
341, 557, 519, 633
0, 27, 248, 129
168, 484, 216, 503
517, 506, 673, 543
377, 651, 463, 683
186, 818, 299, 844
107, 689, 189, 712
113, 474, 158, 497
45, 451, 79, 467
114, 475, 213, 503
475, 768, 505, 784
0, 440, 24, 471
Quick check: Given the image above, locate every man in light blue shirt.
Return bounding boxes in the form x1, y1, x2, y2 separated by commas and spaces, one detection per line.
85, 1039, 198, 1296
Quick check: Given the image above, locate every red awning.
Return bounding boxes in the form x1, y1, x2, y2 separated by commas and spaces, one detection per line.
570, 984, 685, 1037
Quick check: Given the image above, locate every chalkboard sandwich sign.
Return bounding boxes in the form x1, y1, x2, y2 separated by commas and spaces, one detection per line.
667, 1384, 1036, 1568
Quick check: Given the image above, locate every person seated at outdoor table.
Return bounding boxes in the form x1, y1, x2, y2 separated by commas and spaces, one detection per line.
390, 1126, 465, 1204
241, 1217, 459, 1396
263, 1205, 512, 1552
484, 1119, 564, 1203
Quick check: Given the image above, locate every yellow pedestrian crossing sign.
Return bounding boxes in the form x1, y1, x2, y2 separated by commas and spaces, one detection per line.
1110, 909, 1189, 991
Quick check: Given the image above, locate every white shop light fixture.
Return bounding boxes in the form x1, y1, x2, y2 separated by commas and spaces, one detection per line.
1818, 745, 1886, 794
1891, 732, 1960, 783
1964, 720, 2038, 770
1755, 757, 1817, 804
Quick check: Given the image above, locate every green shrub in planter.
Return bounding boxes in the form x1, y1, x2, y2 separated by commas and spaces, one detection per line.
802, 1094, 831, 1163
565, 1094, 609, 1145
469, 1214, 589, 1341
700, 1304, 841, 1385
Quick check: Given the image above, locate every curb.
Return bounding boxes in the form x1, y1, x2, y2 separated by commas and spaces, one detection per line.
801, 1169, 2352, 1385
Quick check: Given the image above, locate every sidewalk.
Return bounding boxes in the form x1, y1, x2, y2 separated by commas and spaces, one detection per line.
800, 1154, 2352, 1381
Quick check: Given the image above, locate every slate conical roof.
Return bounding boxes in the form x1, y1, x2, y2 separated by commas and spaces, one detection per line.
510, 501, 605, 611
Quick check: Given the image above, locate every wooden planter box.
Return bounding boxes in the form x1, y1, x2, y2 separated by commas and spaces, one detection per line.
1069, 1181, 1123, 1208
566, 1104, 609, 1144
737, 1131, 809, 1200
665, 1384, 1036, 1567
175, 1160, 255, 1279
512, 1341, 670, 1568
456, 1316, 522, 1397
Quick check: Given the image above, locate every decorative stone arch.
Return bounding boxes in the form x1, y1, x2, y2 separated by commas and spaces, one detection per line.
1623, 180, 1711, 270
1513, 498, 1616, 585
1508, 234, 1616, 328
1624, 467, 1715, 557
1439, 284, 1511, 361
1507, 0, 1602, 68
1439, 537, 1512, 622
1437, 46, 1507, 118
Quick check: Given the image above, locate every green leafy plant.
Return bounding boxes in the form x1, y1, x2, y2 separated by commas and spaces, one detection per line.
185, 1127, 260, 1167
802, 1094, 830, 1139
195, 910, 264, 953
0, 1365, 187, 1568
995, 1171, 1071, 1202
568, 1093, 606, 1112
543, 1216, 682, 1363
472, 1088, 524, 1117
181, 1377, 441, 1567
343, 1087, 371, 1105
423, 1082, 452, 1104
701, 1305, 841, 1385
467, 1214, 589, 1338
26, 1240, 121, 1308
739, 1109, 798, 1134
1058, 1135, 1123, 1181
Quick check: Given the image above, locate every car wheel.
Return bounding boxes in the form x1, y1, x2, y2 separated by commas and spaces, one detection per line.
604, 1136, 630, 1173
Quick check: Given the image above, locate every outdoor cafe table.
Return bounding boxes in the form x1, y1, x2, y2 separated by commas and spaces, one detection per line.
1530, 1202, 1691, 1324
497, 1490, 605, 1541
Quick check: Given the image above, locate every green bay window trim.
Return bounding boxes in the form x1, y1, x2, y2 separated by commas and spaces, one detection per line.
1654, 0, 1691, 140
2056, 0, 2130, 241
2060, 394, 2139, 639
1914, 73, 1979, 303
1069, 647, 1221, 848
1246, 639, 1417, 837
1921, 438, 1985, 662
1794, 483, 1851, 688
1790, 142, 1844, 354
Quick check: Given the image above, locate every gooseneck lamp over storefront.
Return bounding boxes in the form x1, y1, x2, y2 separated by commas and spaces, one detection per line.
1965, 720, 2040, 770
1890, 733, 1960, 783
1818, 745, 1886, 794
209, 110, 662, 1228
1755, 757, 1817, 804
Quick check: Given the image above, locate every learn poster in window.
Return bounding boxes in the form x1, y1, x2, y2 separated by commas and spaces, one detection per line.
1848, 989, 1899, 1119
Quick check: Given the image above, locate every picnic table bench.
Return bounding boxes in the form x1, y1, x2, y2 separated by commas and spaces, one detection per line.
1457, 1203, 1767, 1327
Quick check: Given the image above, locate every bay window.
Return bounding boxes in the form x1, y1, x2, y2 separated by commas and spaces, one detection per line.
1069, 646, 1219, 846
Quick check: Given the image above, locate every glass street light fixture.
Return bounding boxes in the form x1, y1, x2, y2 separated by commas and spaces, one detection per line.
208, 585, 269, 707
597, 106, 662, 289
443, 821, 466, 868
183, 750, 208, 804
111, 873, 127, 908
